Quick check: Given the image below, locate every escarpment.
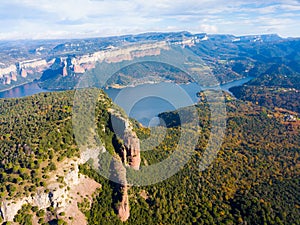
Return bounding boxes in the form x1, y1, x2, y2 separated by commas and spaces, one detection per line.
123, 130, 141, 170
109, 112, 141, 221
0, 151, 102, 223
110, 112, 141, 170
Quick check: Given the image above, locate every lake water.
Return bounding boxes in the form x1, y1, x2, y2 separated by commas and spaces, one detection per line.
0, 77, 253, 126
0, 82, 49, 99
105, 77, 254, 126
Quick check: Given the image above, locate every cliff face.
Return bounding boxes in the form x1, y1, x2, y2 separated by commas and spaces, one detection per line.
109, 111, 141, 221
110, 112, 141, 170
0, 147, 103, 223
117, 185, 130, 222
0, 59, 49, 85
20, 68, 27, 78
0, 162, 79, 222
0, 41, 170, 88
123, 130, 141, 170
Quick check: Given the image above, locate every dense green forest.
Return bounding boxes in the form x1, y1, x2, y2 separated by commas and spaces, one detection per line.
230, 63, 300, 113
0, 89, 116, 201
81, 94, 299, 225
0, 91, 78, 200
0, 90, 299, 224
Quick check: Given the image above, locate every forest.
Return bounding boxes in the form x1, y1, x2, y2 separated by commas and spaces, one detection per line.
0, 89, 299, 225
230, 63, 300, 114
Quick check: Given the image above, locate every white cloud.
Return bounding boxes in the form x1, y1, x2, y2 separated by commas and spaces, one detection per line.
200, 24, 218, 33
0, 0, 299, 39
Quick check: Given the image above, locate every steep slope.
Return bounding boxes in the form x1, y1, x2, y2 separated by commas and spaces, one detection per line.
0, 89, 299, 224
0, 89, 140, 224
1, 32, 300, 92
229, 63, 300, 113
80, 95, 299, 225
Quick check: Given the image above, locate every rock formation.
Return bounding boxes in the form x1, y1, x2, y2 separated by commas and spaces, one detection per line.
0, 147, 103, 223
109, 111, 141, 221
3, 76, 11, 85
123, 130, 141, 170
62, 65, 68, 77
117, 185, 130, 222
0, 64, 17, 78
10, 72, 17, 81
110, 112, 141, 170
73, 64, 85, 73
20, 68, 27, 78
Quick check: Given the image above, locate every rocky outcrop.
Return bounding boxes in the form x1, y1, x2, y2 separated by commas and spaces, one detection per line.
110, 112, 141, 170
110, 113, 130, 138
11, 72, 17, 81
0, 148, 103, 223
77, 41, 169, 65
109, 111, 141, 221
19, 59, 48, 69
0, 59, 50, 85
123, 130, 141, 170
0, 64, 17, 78
117, 185, 130, 222
62, 64, 68, 77
20, 68, 27, 78
110, 156, 130, 222
31, 190, 51, 209
1, 186, 69, 222
1, 197, 31, 222
3, 76, 11, 85
73, 64, 85, 73
18, 59, 48, 78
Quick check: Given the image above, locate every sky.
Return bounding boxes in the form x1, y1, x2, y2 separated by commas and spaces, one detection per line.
0, 0, 300, 40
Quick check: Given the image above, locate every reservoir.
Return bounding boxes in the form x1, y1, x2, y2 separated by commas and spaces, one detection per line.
0, 77, 254, 126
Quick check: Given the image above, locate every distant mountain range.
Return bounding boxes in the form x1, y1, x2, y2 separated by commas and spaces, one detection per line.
0, 31, 299, 91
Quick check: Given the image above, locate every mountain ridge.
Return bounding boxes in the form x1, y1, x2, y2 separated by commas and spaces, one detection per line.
0, 31, 299, 92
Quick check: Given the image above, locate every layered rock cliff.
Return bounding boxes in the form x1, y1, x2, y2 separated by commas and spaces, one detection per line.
109, 111, 141, 221
123, 130, 141, 170
110, 112, 141, 170
0, 59, 49, 86
0, 40, 171, 88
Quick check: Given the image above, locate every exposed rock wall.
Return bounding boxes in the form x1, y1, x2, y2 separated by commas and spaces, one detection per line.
0, 64, 17, 78
0, 147, 104, 223
20, 68, 27, 78
0, 59, 49, 85
62, 65, 68, 77
0, 41, 170, 87
123, 130, 141, 170
110, 112, 141, 170
117, 185, 130, 222
109, 112, 141, 221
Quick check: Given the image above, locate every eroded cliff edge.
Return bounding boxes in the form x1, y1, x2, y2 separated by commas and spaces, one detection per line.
109, 111, 141, 221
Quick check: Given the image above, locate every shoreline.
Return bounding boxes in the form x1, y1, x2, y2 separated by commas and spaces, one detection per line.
0, 81, 34, 93
0, 76, 255, 99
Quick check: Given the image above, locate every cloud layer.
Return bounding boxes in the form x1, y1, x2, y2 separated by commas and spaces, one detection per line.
0, 0, 300, 39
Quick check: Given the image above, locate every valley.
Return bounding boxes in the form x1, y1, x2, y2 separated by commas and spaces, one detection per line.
0, 31, 299, 225
0, 89, 299, 224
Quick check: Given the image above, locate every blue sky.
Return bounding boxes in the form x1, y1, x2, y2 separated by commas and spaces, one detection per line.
0, 0, 300, 40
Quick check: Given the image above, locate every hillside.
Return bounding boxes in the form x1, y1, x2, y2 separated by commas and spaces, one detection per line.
229, 65, 300, 113
1, 32, 300, 91
0, 90, 299, 224
0, 89, 141, 224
